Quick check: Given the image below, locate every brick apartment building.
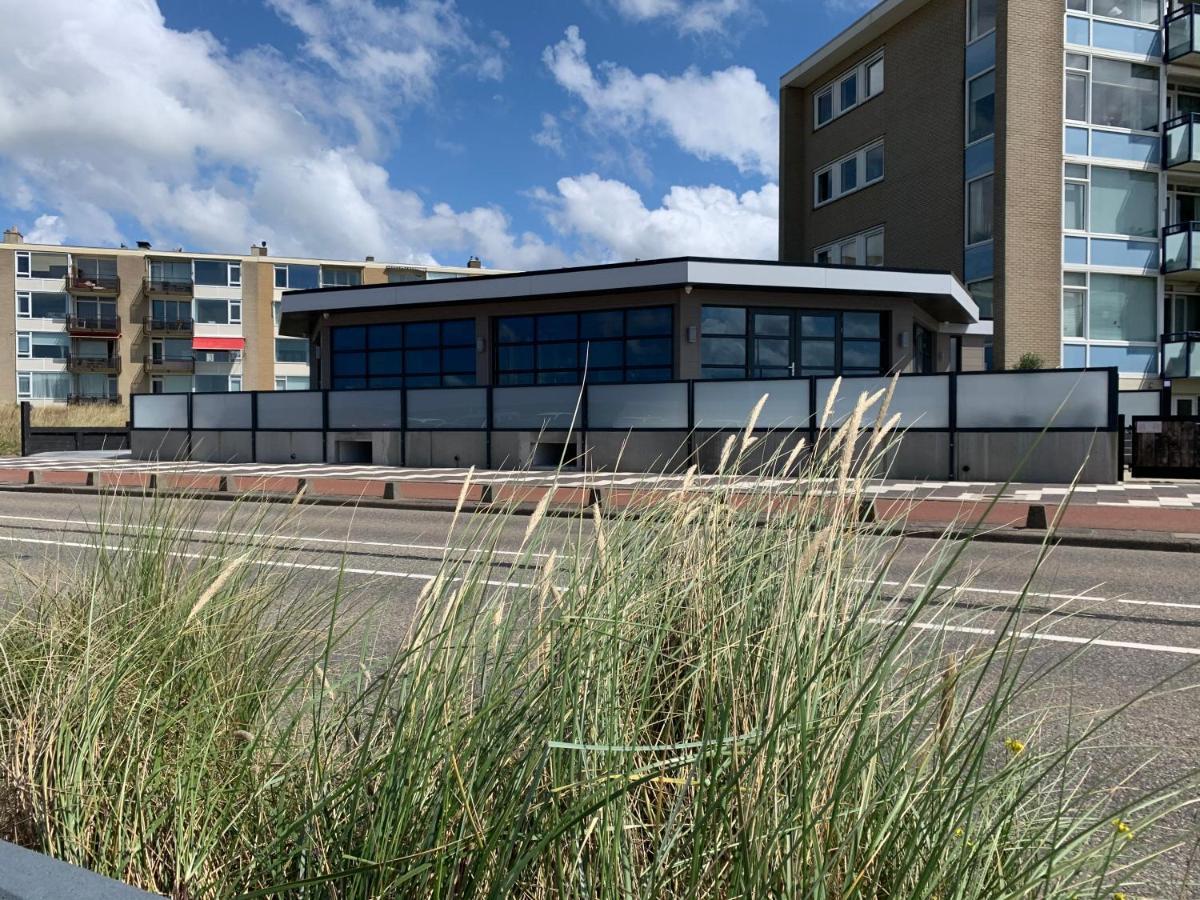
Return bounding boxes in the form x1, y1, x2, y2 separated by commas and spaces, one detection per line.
781, 0, 1200, 411
0, 227, 500, 406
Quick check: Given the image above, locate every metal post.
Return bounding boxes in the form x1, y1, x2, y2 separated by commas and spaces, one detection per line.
947, 372, 958, 481
19, 401, 30, 458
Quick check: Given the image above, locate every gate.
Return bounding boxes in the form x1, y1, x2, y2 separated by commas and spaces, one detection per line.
1131, 417, 1200, 478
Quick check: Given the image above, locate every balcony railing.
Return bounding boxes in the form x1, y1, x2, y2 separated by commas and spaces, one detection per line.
1167, 3, 1200, 64
143, 316, 194, 336
1165, 113, 1200, 171
67, 355, 122, 375
143, 355, 195, 374
143, 277, 193, 296
1163, 331, 1200, 378
68, 272, 121, 294
66, 315, 121, 336
67, 393, 122, 406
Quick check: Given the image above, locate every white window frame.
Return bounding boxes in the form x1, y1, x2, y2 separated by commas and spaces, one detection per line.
15, 251, 30, 278
16, 332, 30, 359
275, 376, 286, 391
813, 140, 885, 208
1062, 269, 1159, 345
813, 51, 884, 130
230, 299, 242, 325
1063, 51, 1161, 138
968, 0, 996, 43
229, 375, 243, 392
16, 291, 30, 318
814, 227, 885, 267
274, 264, 288, 289
16, 373, 30, 400
229, 262, 241, 287
1062, 162, 1159, 241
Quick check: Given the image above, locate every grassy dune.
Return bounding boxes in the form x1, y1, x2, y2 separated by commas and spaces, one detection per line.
0, 403, 128, 457
0, 384, 1189, 897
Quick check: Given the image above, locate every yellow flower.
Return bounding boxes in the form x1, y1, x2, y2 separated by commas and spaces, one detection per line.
1113, 892, 1128, 900
953, 827, 964, 839
1113, 818, 1134, 840
1005, 737, 1025, 755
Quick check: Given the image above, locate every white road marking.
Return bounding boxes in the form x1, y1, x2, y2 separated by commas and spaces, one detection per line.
867, 578, 1200, 613
870, 617, 1200, 658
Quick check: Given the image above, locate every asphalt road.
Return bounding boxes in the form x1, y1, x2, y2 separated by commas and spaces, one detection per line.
0, 490, 1196, 896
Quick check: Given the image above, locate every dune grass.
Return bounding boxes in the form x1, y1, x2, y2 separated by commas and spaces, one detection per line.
0, 403, 129, 457
0, 385, 1191, 897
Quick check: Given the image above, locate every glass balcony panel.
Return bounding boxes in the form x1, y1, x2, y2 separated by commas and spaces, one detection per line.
1167, 7, 1199, 64
1164, 229, 1190, 273
1164, 340, 1189, 377
1165, 115, 1200, 171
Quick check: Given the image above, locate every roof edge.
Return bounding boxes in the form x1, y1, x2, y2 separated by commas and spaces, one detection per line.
781, 0, 931, 89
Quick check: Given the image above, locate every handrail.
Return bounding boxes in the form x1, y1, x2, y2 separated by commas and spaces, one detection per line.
1163, 221, 1200, 236
69, 272, 120, 292
1164, 111, 1200, 130
143, 316, 195, 332
66, 315, 121, 332
1166, 2, 1200, 25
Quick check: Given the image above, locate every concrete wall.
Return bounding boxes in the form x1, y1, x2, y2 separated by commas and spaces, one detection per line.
0, 249, 14, 403
404, 431, 487, 468
191, 430, 254, 463
256, 431, 324, 464
325, 430, 402, 466
956, 431, 1118, 483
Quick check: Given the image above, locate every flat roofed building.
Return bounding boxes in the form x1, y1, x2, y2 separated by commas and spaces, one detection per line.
780, 0, 1192, 409
280, 257, 977, 390
0, 227, 504, 407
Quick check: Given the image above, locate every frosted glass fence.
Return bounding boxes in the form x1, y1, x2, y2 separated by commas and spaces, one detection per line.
193, 393, 252, 430
493, 385, 584, 430
328, 390, 404, 430
587, 382, 689, 429
956, 370, 1109, 429
693, 380, 809, 430
257, 391, 323, 430
407, 388, 488, 430
132, 394, 188, 429
815, 376, 950, 430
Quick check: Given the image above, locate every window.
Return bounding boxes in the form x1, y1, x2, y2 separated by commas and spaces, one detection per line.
17, 372, 68, 401
148, 260, 192, 286
967, 70, 995, 144
1091, 58, 1159, 132
194, 260, 240, 286
275, 337, 309, 363
195, 297, 230, 324
152, 298, 191, 324
967, 279, 994, 320
969, 0, 996, 41
700, 307, 885, 379
26, 252, 68, 279
814, 227, 885, 267
75, 257, 117, 284
330, 320, 476, 390
814, 141, 884, 207
1087, 165, 1156, 237
16, 333, 30, 359
274, 264, 319, 290
813, 52, 884, 129
26, 332, 69, 360
321, 267, 362, 287
913, 324, 935, 374
196, 374, 234, 393
1065, 54, 1089, 123
1063, 272, 1087, 338
1064, 164, 1088, 231
1092, 0, 1158, 25
276, 375, 310, 391
152, 338, 193, 362
495, 307, 672, 385
18, 292, 69, 319
1168, 292, 1200, 333
229, 299, 241, 324
967, 175, 994, 245
230, 375, 242, 392
15, 252, 30, 277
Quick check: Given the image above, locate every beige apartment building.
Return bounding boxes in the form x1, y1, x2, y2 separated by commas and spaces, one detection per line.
781, 0, 1200, 409
0, 226, 498, 406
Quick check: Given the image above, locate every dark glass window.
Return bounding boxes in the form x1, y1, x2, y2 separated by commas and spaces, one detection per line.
701, 305, 887, 379
194, 260, 234, 286
330, 319, 476, 389
494, 306, 673, 385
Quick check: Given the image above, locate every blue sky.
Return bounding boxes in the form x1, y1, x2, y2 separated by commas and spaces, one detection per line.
0, 0, 875, 268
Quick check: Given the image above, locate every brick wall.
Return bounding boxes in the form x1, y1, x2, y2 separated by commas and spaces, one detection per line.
0, 250, 14, 404
779, 0, 966, 278
995, 0, 1062, 369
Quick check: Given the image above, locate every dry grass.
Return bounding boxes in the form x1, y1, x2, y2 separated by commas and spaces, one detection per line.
0, 403, 128, 457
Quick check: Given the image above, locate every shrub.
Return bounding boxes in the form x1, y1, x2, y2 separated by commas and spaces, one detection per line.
1015, 352, 1045, 371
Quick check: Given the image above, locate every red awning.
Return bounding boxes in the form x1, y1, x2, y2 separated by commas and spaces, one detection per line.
192, 337, 245, 351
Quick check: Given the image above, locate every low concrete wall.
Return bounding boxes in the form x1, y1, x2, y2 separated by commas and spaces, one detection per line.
129, 429, 189, 461
404, 431, 487, 468
586, 431, 691, 473
255, 431, 324, 464
325, 431, 402, 466
490, 430, 582, 470
956, 432, 1118, 483
191, 430, 253, 464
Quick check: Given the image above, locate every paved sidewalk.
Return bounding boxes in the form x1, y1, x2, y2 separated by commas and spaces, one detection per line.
0, 452, 1197, 538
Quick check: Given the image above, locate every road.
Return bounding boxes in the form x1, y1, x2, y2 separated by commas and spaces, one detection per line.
0, 490, 1196, 895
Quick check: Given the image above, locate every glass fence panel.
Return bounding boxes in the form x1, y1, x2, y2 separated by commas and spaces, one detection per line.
956, 370, 1109, 429
257, 391, 324, 430
328, 390, 404, 430
1167, 123, 1188, 168
816, 375, 951, 430
1164, 341, 1187, 377
407, 388, 488, 430
1190, 342, 1200, 381
492, 385, 584, 430
193, 392, 252, 430
1118, 391, 1160, 419
1165, 231, 1188, 273
693, 379, 810, 430
133, 394, 188, 429
588, 382, 688, 429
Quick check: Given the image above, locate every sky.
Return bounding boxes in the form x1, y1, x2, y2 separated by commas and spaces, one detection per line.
0, 0, 878, 269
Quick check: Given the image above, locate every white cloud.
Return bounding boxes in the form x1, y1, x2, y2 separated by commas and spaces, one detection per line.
542, 174, 777, 261
0, 0, 560, 269
543, 26, 778, 178
607, 0, 753, 35
533, 113, 565, 156
25, 214, 66, 245
822, 0, 878, 12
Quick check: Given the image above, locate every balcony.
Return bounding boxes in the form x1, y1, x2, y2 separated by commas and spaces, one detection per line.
1163, 332, 1200, 378
66, 315, 121, 337
67, 393, 122, 406
68, 272, 121, 295
1167, 4, 1200, 66
67, 355, 122, 375
143, 277, 193, 296
143, 316, 194, 337
1165, 113, 1200, 172
143, 354, 195, 374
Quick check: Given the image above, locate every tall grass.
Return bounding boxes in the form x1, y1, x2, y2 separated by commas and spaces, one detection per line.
0, 403, 129, 457
0, 384, 1190, 898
